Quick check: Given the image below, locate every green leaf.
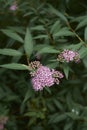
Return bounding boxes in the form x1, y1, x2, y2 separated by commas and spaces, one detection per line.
53, 99, 64, 111
53, 29, 74, 37
66, 92, 74, 110
71, 15, 87, 22
66, 42, 83, 51
0, 48, 22, 56
63, 64, 70, 79
37, 46, 59, 54
79, 47, 87, 58
44, 87, 51, 94
24, 111, 37, 117
48, 4, 68, 23
64, 122, 73, 130
23, 89, 34, 103
49, 113, 67, 123
76, 18, 87, 30
34, 35, 48, 39
83, 83, 87, 92
0, 63, 29, 70
84, 27, 87, 42
66, 112, 80, 120
47, 62, 58, 69
21, 88, 34, 114
50, 20, 61, 34
83, 56, 87, 68
1, 29, 24, 43
31, 25, 45, 31
24, 28, 33, 57
8, 26, 25, 34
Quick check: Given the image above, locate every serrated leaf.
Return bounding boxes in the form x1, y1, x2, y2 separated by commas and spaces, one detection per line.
53, 99, 64, 111
49, 113, 67, 123
84, 27, 87, 41
64, 122, 73, 130
50, 20, 61, 33
0, 48, 22, 56
54, 29, 74, 37
48, 4, 68, 23
44, 87, 51, 94
24, 112, 37, 117
83, 56, 87, 68
79, 47, 87, 58
24, 28, 33, 57
76, 18, 87, 30
23, 12, 34, 17
0, 63, 29, 70
63, 64, 70, 79
47, 62, 58, 69
31, 25, 45, 31
34, 35, 48, 39
23, 89, 34, 103
71, 15, 87, 22
66, 92, 73, 110
8, 26, 25, 34
1, 29, 24, 43
83, 83, 87, 92
38, 46, 59, 54
66, 112, 80, 120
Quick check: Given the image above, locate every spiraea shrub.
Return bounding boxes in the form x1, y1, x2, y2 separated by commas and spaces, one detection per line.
0, 0, 87, 130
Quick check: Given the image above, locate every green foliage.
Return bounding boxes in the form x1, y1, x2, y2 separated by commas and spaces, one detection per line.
0, 0, 87, 130
24, 28, 34, 58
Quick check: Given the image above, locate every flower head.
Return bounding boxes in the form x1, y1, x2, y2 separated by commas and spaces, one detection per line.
9, 4, 17, 11
57, 49, 80, 63
31, 66, 54, 91
30, 61, 64, 91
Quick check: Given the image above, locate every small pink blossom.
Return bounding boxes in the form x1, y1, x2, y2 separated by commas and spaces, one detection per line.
30, 62, 64, 91
57, 49, 80, 63
0, 124, 4, 130
32, 77, 43, 91
9, 4, 17, 11
31, 66, 54, 91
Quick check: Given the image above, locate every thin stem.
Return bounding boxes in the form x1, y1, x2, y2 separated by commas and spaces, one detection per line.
44, 21, 55, 45
66, 22, 84, 43
26, 56, 30, 66
64, 12, 85, 43
66, 21, 87, 48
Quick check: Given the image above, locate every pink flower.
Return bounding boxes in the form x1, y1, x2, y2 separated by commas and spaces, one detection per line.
62, 50, 75, 62
31, 66, 54, 91
0, 124, 4, 130
30, 63, 64, 91
9, 4, 17, 11
32, 77, 43, 91
58, 49, 80, 63
0, 117, 8, 130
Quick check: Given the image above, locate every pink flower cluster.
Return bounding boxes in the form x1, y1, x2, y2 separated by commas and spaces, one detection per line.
9, 4, 17, 11
57, 49, 80, 63
0, 117, 8, 130
29, 61, 64, 91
